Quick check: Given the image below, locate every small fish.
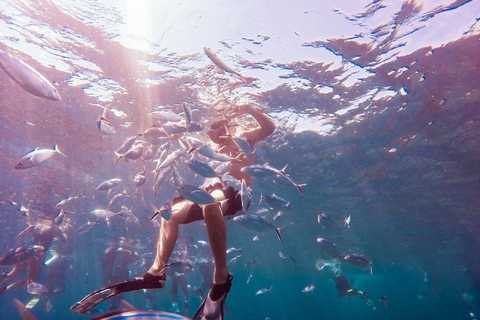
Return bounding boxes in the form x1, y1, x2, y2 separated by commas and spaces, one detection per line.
273, 211, 283, 221
204, 46, 244, 79
153, 168, 173, 199
191, 145, 234, 162
167, 260, 195, 274
97, 108, 115, 135
55, 194, 84, 207
246, 272, 253, 285
134, 170, 147, 187
157, 149, 186, 169
27, 282, 48, 295
255, 287, 273, 295
92, 209, 122, 222
175, 184, 217, 205
223, 175, 242, 190
271, 172, 305, 195
253, 235, 259, 241
0, 49, 61, 100
317, 238, 341, 259
233, 214, 282, 242
278, 251, 296, 266
220, 126, 252, 159
227, 254, 241, 268
142, 144, 158, 161
344, 215, 351, 228
344, 254, 373, 274
240, 179, 251, 212
150, 202, 172, 221
76, 221, 100, 234
186, 159, 223, 184
162, 122, 186, 134
226, 247, 242, 255
147, 110, 182, 122
54, 208, 67, 225
260, 194, 292, 211
380, 295, 388, 309
187, 284, 205, 301
108, 189, 129, 210
241, 163, 284, 179
141, 127, 169, 145
171, 166, 183, 186
302, 283, 316, 295
0, 245, 45, 266
94, 178, 122, 191
116, 135, 139, 155
114, 143, 144, 165
182, 102, 192, 128
15, 145, 66, 169
317, 211, 337, 228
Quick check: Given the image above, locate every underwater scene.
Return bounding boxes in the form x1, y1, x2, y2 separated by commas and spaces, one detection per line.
1, 0, 480, 319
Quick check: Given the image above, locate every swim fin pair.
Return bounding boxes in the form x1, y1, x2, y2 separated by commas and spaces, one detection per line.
193, 274, 233, 320
70, 273, 166, 314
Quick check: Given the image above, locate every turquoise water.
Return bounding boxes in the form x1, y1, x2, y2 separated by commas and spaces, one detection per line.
1, 1, 480, 319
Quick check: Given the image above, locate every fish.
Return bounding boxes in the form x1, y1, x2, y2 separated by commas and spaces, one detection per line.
15, 145, 66, 169
55, 194, 84, 207
278, 251, 296, 265
54, 208, 67, 225
190, 145, 235, 162
271, 172, 305, 195
162, 122, 187, 134
343, 254, 373, 274
259, 194, 292, 211
150, 202, 172, 221
380, 295, 388, 309
0, 245, 45, 266
180, 136, 204, 149
273, 211, 283, 221
12, 297, 39, 320
182, 102, 192, 128
186, 159, 223, 184
167, 260, 195, 274
116, 135, 140, 155
255, 287, 273, 295
92, 209, 123, 222
114, 143, 144, 165
241, 164, 283, 179
220, 126, 252, 159
142, 144, 158, 161
317, 211, 337, 228
94, 178, 122, 191
141, 127, 169, 145
171, 166, 184, 186
97, 108, 115, 135
153, 168, 172, 199
76, 221, 99, 234
240, 179, 251, 212
134, 170, 147, 187
246, 272, 253, 285
203, 46, 243, 78
26, 282, 48, 295
157, 149, 186, 169
147, 110, 182, 122
317, 238, 341, 259
233, 214, 282, 242
226, 247, 242, 255
0, 49, 61, 100
227, 254, 241, 268
223, 175, 242, 190
302, 283, 316, 295
344, 215, 352, 228
214, 161, 231, 175
175, 184, 217, 205
187, 284, 205, 301
108, 188, 129, 209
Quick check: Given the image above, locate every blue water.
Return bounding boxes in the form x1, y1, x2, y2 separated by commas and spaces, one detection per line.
1, 0, 480, 319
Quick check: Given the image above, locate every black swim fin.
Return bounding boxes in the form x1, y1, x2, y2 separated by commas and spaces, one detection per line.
193, 274, 233, 320
70, 273, 165, 314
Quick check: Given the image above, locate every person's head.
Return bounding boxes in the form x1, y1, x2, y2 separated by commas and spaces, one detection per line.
207, 120, 230, 145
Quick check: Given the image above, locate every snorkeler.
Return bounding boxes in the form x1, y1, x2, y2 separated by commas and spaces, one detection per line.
0, 216, 66, 296
71, 103, 276, 319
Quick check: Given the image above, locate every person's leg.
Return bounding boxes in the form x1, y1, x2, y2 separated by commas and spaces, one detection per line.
147, 201, 191, 276
203, 190, 229, 286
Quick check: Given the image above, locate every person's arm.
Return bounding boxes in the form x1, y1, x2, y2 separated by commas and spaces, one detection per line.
235, 104, 276, 145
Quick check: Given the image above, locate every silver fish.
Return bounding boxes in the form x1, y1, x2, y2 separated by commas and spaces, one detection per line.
226, 247, 242, 255
191, 145, 234, 162
344, 254, 372, 274
97, 108, 115, 135
15, 145, 66, 169
92, 209, 122, 221
302, 283, 316, 295
317, 238, 341, 259
162, 122, 186, 134
278, 251, 296, 266
182, 102, 192, 128
153, 168, 172, 199
147, 110, 182, 122
0, 49, 61, 100
240, 179, 251, 212
157, 149, 186, 169
150, 202, 172, 221
318, 212, 337, 228
114, 143, 144, 165
255, 287, 273, 295
233, 214, 282, 242
27, 282, 48, 295
141, 127, 169, 145
203, 46, 243, 78
134, 170, 147, 187
260, 194, 292, 211
94, 178, 122, 191
273, 211, 283, 221
76, 221, 99, 234
54, 208, 67, 225
0, 245, 45, 266
116, 135, 139, 155
175, 184, 217, 205
108, 188, 129, 209
55, 194, 84, 207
